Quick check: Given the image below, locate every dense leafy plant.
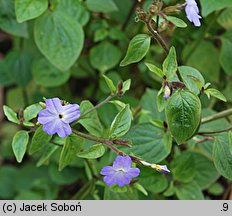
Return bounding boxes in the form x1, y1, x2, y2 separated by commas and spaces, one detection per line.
1, 0, 232, 200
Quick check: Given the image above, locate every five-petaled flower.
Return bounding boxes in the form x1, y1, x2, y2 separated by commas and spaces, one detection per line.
38, 98, 80, 138
100, 155, 140, 187
185, 0, 201, 27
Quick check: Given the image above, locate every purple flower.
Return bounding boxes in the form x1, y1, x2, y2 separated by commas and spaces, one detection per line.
185, 0, 201, 27
163, 85, 171, 99
100, 155, 140, 187
38, 98, 80, 138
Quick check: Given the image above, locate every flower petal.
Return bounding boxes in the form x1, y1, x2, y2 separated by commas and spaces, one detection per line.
100, 166, 115, 175
38, 109, 57, 124
42, 119, 61, 136
114, 172, 131, 187
113, 155, 132, 171
127, 168, 140, 178
103, 174, 117, 187
56, 122, 72, 138
62, 104, 81, 123
45, 98, 63, 114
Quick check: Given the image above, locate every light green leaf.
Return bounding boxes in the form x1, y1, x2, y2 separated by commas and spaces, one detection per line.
102, 74, 116, 93
157, 87, 168, 112
122, 79, 131, 94
208, 183, 224, 196
77, 144, 105, 159
34, 11, 84, 71
29, 125, 52, 155
59, 135, 84, 171
163, 46, 177, 79
165, 90, 201, 144
217, 8, 232, 30
213, 134, 232, 180
179, 66, 205, 95
23, 104, 42, 122
94, 28, 108, 42
124, 123, 172, 163
145, 63, 163, 78
3, 105, 20, 124
120, 34, 151, 66
109, 104, 131, 138
166, 16, 187, 28
15, 0, 48, 23
78, 100, 103, 137
133, 182, 148, 196
86, 0, 118, 13
32, 58, 71, 87
175, 181, 204, 200
90, 41, 121, 73
12, 130, 29, 163
104, 186, 138, 200
205, 88, 227, 102
200, 0, 232, 17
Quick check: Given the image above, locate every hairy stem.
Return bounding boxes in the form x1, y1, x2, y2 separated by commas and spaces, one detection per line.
201, 108, 232, 124
198, 126, 232, 136
71, 94, 115, 126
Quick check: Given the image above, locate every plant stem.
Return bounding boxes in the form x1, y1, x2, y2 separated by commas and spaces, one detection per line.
71, 94, 115, 126
198, 126, 232, 136
147, 15, 169, 54
201, 108, 232, 124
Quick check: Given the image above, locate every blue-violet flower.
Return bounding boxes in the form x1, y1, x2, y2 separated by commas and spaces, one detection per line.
38, 98, 80, 138
185, 0, 201, 27
100, 155, 140, 187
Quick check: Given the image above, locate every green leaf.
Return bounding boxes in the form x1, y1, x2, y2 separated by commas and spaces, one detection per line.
178, 66, 205, 95
104, 186, 138, 200
166, 16, 187, 28
102, 74, 116, 93
165, 90, 201, 144
133, 182, 148, 196
220, 31, 232, 76
29, 125, 52, 155
34, 11, 84, 71
205, 88, 227, 102
37, 145, 59, 167
12, 130, 29, 163
94, 28, 108, 42
78, 100, 103, 137
208, 183, 224, 196
0, 0, 28, 37
125, 123, 172, 163
54, 0, 90, 26
217, 8, 232, 30
200, 0, 232, 17
109, 104, 132, 138
120, 34, 151, 66
23, 104, 42, 122
3, 105, 20, 124
157, 88, 168, 112
32, 58, 71, 87
139, 167, 168, 193
229, 131, 232, 155
77, 144, 105, 159
184, 41, 220, 83
15, 0, 48, 23
145, 63, 163, 78
162, 46, 177, 79
175, 181, 204, 200
0, 60, 14, 86
59, 135, 84, 171
192, 152, 219, 190
213, 134, 232, 180
90, 41, 121, 73
171, 152, 196, 183
86, 0, 118, 13
122, 79, 131, 94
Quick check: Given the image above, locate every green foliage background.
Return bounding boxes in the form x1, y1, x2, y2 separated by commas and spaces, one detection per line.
0, 0, 232, 200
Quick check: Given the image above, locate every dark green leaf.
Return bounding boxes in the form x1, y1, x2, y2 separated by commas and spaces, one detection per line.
165, 90, 201, 144
86, 0, 118, 13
